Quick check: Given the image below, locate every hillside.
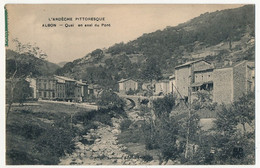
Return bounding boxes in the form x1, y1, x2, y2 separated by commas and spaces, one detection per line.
6, 49, 60, 78
55, 5, 255, 89
57, 61, 68, 67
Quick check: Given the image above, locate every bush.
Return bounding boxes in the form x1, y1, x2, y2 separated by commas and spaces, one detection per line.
141, 154, 153, 162
126, 88, 139, 95
120, 119, 132, 131
93, 113, 112, 126
97, 90, 126, 109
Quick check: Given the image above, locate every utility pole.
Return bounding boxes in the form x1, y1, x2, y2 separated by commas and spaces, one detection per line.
185, 86, 192, 159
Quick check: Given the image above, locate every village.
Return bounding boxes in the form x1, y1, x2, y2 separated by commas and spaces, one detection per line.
25, 59, 255, 107
5, 4, 256, 166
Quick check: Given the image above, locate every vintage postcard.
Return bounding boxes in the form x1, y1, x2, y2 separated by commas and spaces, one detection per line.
4, 4, 256, 166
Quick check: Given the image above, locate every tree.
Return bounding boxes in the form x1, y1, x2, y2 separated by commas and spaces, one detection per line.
232, 93, 255, 135
152, 94, 175, 119
97, 90, 126, 109
142, 95, 184, 164
91, 48, 104, 62
211, 93, 255, 164
12, 38, 47, 60
140, 57, 162, 81
6, 38, 47, 119
6, 79, 32, 105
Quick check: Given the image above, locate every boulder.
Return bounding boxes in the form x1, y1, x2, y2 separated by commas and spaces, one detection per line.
89, 129, 95, 133
112, 129, 120, 134
166, 159, 175, 165
117, 159, 123, 164
83, 134, 92, 140
95, 138, 101, 143
92, 146, 99, 152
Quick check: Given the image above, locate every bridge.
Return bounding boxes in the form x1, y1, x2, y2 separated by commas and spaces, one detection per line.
117, 93, 164, 109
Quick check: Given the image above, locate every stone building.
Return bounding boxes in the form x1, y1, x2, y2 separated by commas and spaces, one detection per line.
213, 60, 255, 104
74, 80, 88, 102
118, 79, 138, 94
56, 80, 66, 100
169, 75, 176, 95
35, 76, 57, 100
54, 75, 88, 102
175, 60, 214, 101
26, 75, 88, 102
212, 67, 233, 103
174, 59, 254, 104
54, 75, 76, 101
154, 80, 170, 96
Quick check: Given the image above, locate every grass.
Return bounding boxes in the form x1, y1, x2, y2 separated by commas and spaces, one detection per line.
6, 101, 126, 165
18, 102, 92, 114
117, 120, 160, 161
6, 101, 94, 165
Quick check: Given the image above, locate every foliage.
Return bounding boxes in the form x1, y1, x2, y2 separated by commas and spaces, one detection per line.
12, 38, 47, 60
97, 90, 126, 109
6, 59, 41, 78
6, 39, 53, 119
55, 5, 254, 85
126, 88, 140, 95
140, 56, 162, 81
89, 48, 105, 63
192, 90, 217, 111
74, 109, 112, 126
192, 93, 255, 164
152, 94, 175, 118
232, 92, 255, 133
120, 119, 132, 131
141, 154, 153, 162
6, 79, 32, 105
142, 117, 184, 162
6, 109, 77, 165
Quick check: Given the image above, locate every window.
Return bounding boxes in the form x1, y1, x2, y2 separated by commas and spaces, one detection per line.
44, 92, 47, 98
44, 83, 47, 89
39, 92, 42, 97
192, 87, 195, 92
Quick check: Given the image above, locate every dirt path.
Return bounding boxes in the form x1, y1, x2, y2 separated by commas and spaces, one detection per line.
59, 118, 155, 165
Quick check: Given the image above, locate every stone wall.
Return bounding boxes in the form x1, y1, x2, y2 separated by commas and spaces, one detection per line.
213, 67, 233, 104
175, 66, 191, 98
233, 61, 247, 102
194, 70, 213, 83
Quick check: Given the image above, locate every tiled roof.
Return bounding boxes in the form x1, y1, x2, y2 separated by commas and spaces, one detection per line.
175, 59, 208, 69
118, 78, 137, 83
54, 75, 76, 82
118, 78, 129, 83
76, 81, 87, 85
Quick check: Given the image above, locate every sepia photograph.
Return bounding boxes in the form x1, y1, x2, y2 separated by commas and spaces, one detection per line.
3, 3, 256, 166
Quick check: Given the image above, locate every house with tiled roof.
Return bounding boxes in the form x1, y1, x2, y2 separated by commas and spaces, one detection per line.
118, 78, 138, 94
174, 59, 255, 104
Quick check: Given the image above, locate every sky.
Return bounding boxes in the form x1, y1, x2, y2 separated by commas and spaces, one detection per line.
6, 4, 244, 64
